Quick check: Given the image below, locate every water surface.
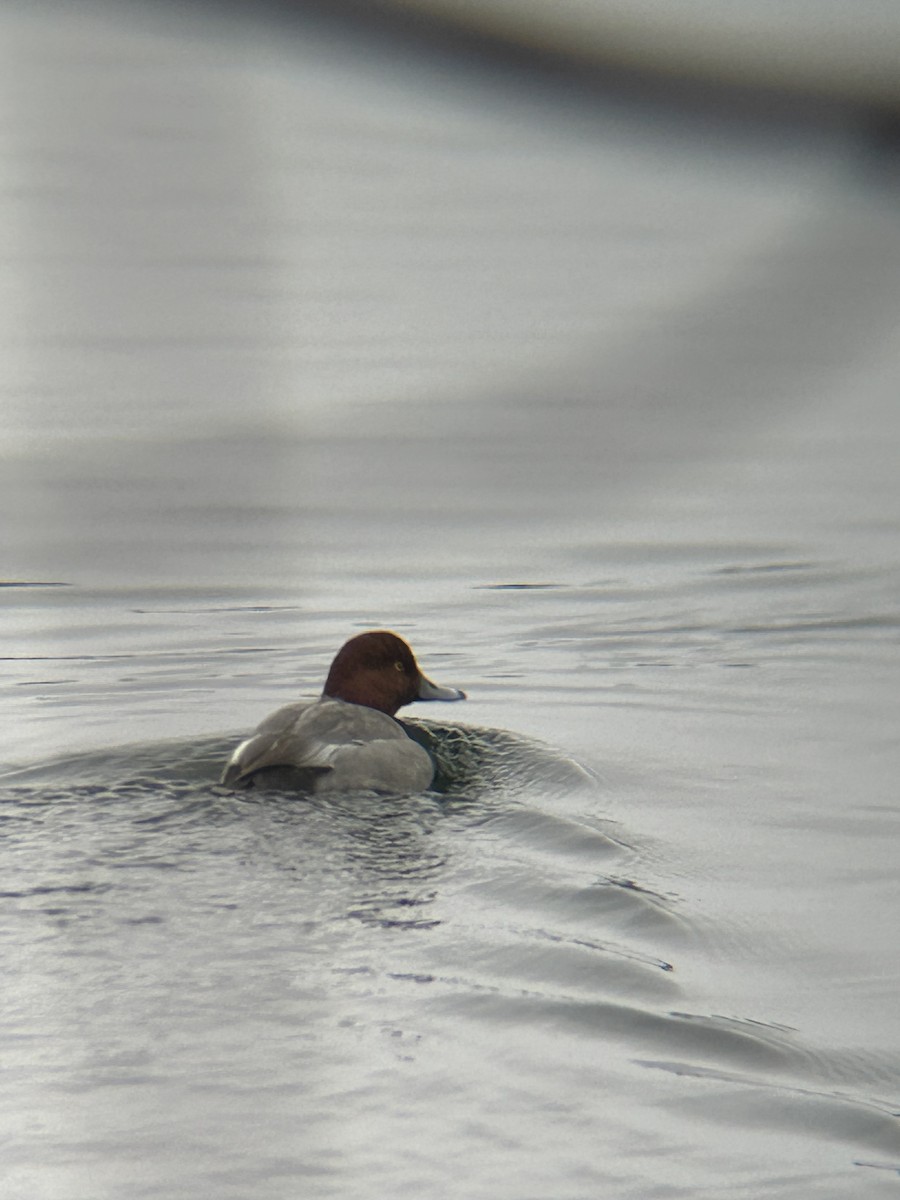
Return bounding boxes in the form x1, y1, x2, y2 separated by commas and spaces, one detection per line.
2, 3, 899, 1197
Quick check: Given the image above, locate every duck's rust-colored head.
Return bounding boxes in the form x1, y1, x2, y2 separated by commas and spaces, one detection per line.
322, 631, 465, 716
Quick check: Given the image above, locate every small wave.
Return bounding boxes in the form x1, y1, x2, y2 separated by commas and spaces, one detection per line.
1, 721, 594, 804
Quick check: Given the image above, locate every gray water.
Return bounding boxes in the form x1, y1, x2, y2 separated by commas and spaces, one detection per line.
2, 3, 900, 1197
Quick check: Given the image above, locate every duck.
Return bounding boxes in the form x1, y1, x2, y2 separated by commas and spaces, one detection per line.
220, 630, 466, 793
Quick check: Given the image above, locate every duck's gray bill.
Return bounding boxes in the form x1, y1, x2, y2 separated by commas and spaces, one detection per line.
417, 675, 466, 702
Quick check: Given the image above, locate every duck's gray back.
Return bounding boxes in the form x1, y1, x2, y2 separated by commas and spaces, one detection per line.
221, 698, 434, 794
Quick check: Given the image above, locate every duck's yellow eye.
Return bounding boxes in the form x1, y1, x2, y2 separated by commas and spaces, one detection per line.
394, 661, 405, 672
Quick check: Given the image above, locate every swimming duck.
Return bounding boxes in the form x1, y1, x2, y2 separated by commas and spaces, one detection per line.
221, 630, 465, 793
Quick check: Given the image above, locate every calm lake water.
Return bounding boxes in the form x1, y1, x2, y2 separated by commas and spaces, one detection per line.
2, 3, 900, 1198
